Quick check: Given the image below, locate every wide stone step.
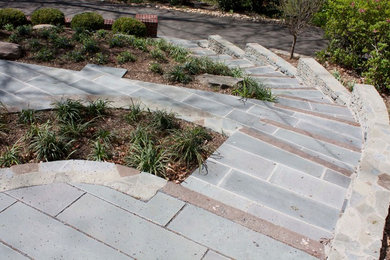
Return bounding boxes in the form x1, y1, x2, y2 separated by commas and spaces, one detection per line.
238, 127, 354, 177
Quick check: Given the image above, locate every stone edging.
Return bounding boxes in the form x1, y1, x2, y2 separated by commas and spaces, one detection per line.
208, 35, 245, 58
296, 58, 351, 106
326, 85, 390, 258
0, 160, 166, 201
245, 43, 297, 76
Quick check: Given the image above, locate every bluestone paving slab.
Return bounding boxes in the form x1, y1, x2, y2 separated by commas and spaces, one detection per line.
247, 105, 299, 126
0, 243, 28, 260
227, 132, 325, 177
83, 64, 127, 78
70, 79, 123, 95
269, 165, 346, 209
221, 170, 340, 231
206, 54, 233, 62
77, 66, 106, 80
295, 120, 363, 149
274, 128, 361, 166
247, 203, 333, 240
209, 143, 276, 180
94, 76, 142, 95
6, 183, 85, 216
168, 205, 316, 260
72, 183, 185, 226
182, 175, 254, 212
190, 160, 231, 185
0, 89, 27, 108
26, 76, 89, 95
323, 169, 352, 189
58, 194, 207, 259
224, 59, 254, 69
0, 61, 40, 82
203, 250, 230, 260
0, 202, 129, 259
133, 80, 192, 101
0, 193, 16, 212
190, 48, 217, 56
0, 73, 31, 93
244, 65, 280, 75
225, 109, 278, 134
276, 96, 312, 110
182, 94, 233, 117
247, 99, 295, 115
38, 68, 82, 84
296, 113, 362, 140
272, 89, 330, 100
300, 147, 355, 172
253, 76, 301, 85
309, 102, 354, 117
188, 90, 254, 111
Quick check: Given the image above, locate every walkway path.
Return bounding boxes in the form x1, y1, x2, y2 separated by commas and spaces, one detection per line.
0, 0, 327, 56
0, 37, 362, 259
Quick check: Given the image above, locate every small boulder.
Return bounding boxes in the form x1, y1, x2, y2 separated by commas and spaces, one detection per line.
0, 41, 22, 60
32, 24, 56, 30
196, 73, 243, 89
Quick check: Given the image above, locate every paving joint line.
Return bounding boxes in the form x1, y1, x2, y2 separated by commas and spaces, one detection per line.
0, 238, 33, 260
54, 191, 87, 218
164, 202, 187, 228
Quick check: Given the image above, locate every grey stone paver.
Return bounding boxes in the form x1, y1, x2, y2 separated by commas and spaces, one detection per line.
190, 160, 231, 185
225, 109, 278, 134
247, 105, 299, 126
26, 76, 89, 95
224, 58, 254, 69
0, 193, 16, 212
94, 76, 142, 95
247, 203, 333, 240
0, 202, 130, 259
72, 183, 185, 226
227, 132, 325, 177
6, 183, 85, 216
58, 194, 207, 259
134, 79, 192, 101
323, 169, 352, 189
168, 205, 317, 260
0, 243, 28, 260
253, 76, 301, 85
70, 79, 123, 95
203, 250, 230, 260
0, 73, 31, 93
220, 170, 340, 231
0, 60, 40, 82
244, 65, 283, 76
269, 165, 346, 209
206, 143, 276, 180
274, 128, 361, 166
83, 64, 127, 78
182, 94, 233, 117
0, 89, 26, 108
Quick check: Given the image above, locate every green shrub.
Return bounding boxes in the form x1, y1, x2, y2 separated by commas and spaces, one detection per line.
82, 37, 100, 53
0, 143, 21, 167
217, 0, 280, 16
112, 17, 146, 37
95, 29, 108, 39
150, 48, 167, 62
170, 126, 211, 168
320, 0, 390, 90
66, 49, 85, 62
19, 109, 36, 124
0, 8, 27, 28
34, 47, 55, 61
109, 34, 129, 48
53, 36, 73, 49
71, 12, 104, 31
15, 24, 32, 36
149, 63, 164, 74
94, 52, 108, 64
89, 140, 110, 161
233, 77, 276, 102
54, 99, 85, 123
167, 65, 192, 84
150, 110, 177, 131
183, 57, 232, 76
31, 8, 65, 25
125, 101, 143, 124
3, 23, 13, 31
87, 99, 110, 117
117, 51, 136, 64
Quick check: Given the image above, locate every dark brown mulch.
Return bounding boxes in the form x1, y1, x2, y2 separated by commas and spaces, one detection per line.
0, 108, 226, 183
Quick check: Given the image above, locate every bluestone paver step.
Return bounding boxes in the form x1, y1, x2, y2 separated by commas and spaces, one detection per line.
239, 127, 353, 177
168, 204, 317, 260
81, 64, 128, 78
244, 65, 286, 77
0, 59, 41, 82
0, 202, 130, 259
57, 194, 208, 259
271, 89, 332, 102
182, 175, 333, 240
0, 242, 28, 260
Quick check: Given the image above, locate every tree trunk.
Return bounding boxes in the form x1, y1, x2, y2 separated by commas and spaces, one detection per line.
290, 34, 297, 59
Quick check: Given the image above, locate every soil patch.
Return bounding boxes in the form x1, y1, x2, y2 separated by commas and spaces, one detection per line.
0, 103, 226, 182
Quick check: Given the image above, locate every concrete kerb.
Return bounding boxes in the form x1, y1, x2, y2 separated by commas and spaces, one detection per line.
326, 84, 390, 259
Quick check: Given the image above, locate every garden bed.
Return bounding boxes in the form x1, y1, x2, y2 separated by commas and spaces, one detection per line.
0, 24, 274, 101
0, 99, 226, 182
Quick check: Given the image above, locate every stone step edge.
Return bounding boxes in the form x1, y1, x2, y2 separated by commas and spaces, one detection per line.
277, 94, 346, 108
162, 182, 325, 259
240, 127, 353, 177
274, 103, 360, 127
262, 119, 361, 153
0, 160, 324, 258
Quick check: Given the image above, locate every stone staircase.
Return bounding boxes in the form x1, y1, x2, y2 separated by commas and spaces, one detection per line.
0, 36, 362, 254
